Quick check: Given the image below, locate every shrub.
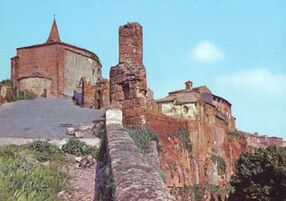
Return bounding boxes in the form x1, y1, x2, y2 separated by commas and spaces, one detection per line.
211, 154, 227, 174
192, 184, 203, 201
172, 184, 230, 201
88, 146, 100, 159
225, 130, 245, 141
0, 79, 12, 87
127, 127, 159, 154
180, 129, 192, 153
229, 146, 286, 201
29, 140, 64, 162
168, 129, 192, 154
0, 144, 23, 158
62, 138, 99, 158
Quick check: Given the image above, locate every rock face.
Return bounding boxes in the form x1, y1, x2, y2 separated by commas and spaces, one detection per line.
102, 108, 259, 200
141, 111, 285, 200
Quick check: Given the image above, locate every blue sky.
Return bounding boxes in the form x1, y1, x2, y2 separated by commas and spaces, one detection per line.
0, 0, 285, 138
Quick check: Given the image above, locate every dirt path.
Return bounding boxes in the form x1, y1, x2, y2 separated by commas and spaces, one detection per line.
67, 162, 97, 201
58, 157, 97, 201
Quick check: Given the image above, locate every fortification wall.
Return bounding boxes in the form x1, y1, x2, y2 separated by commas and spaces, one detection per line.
105, 109, 175, 201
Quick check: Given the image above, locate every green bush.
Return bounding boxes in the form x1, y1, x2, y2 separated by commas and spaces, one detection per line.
127, 127, 159, 154
225, 130, 245, 141
62, 138, 99, 158
229, 146, 286, 201
88, 146, 100, 159
192, 184, 203, 201
167, 129, 192, 154
172, 184, 230, 201
29, 140, 64, 162
0, 79, 12, 87
180, 129, 192, 153
211, 154, 227, 174
0, 144, 23, 158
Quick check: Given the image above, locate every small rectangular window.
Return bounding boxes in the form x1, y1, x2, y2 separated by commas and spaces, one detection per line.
123, 84, 130, 99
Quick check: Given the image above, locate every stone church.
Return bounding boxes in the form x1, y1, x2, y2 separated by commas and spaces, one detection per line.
11, 19, 102, 97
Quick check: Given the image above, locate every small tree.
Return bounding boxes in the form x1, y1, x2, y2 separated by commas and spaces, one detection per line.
229, 146, 286, 201
0, 79, 12, 87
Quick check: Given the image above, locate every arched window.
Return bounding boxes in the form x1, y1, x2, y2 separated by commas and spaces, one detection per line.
182, 106, 189, 114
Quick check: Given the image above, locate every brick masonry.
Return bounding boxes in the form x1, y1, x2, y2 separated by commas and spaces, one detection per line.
119, 23, 143, 64
110, 22, 151, 125
11, 20, 101, 97
81, 77, 110, 109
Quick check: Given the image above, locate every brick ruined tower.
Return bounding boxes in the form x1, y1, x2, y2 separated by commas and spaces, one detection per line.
119, 23, 143, 64
110, 22, 148, 125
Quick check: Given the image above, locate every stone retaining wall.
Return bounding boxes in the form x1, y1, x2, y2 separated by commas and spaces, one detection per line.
105, 108, 175, 201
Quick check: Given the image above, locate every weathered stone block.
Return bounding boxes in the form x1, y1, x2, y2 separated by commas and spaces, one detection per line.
106, 108, 123, 125
66, 127, 75, 135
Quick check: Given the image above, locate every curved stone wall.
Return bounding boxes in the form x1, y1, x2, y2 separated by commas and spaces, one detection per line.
18, 77, 52, 97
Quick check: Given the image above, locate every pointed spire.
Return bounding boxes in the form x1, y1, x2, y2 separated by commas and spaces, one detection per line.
46, 17, 61, 43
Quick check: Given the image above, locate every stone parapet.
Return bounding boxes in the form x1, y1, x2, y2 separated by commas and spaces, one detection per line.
105, 108, 175, 201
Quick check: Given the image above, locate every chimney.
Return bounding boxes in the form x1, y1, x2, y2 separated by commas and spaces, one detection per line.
185, 81, 193, 90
